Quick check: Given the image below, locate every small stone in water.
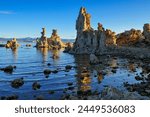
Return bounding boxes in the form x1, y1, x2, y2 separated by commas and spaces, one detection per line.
32, 82, 41, 90
44, 69, 51, 75
11, 78, 24, 89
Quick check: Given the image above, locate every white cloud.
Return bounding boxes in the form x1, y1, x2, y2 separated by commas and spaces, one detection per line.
0, 11, 14, 15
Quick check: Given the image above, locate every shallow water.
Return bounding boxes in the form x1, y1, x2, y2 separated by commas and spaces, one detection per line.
0, 40, 147, 100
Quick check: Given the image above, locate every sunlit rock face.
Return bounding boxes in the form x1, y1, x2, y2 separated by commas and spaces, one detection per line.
5, 38, 19, 49
36, 28, 49, 48
143, 23, 150, 42
36, 28, 65, 49
48, 29, 65, 49
116, 29, 143, 46
105, 29, 117, 46
71, 7, 116, 54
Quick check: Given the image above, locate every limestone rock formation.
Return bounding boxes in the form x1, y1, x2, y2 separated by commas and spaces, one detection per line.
70, 7, 116, 54
36, 28, 65, 49
63, 42, 73, 53
143, 23, 150, 42
36, 28, 49, 48
5, 38, 19, 49
48, 29, 65, 49
105, 29, 117, 45
116, 29, 143, 46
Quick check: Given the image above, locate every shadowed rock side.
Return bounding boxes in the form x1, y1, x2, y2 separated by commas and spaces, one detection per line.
67, 7, 150, 58
36, 28, 66, 49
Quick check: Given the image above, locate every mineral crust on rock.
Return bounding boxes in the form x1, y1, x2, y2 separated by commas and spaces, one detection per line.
36, 28, 65, 49
69, 7, 116, 54
5, 38, 19, 49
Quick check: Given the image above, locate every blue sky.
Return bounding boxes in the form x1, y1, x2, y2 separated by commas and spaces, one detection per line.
0, 0, 150, 38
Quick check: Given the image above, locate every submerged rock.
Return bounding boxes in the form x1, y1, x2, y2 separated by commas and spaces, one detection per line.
1, 95, 19, 100
49, 90, 55, 94
0, 65, 16, 73
11, 78, 24, 89
32, 82, 41, 90
43, 69, 51, 75
26, 44, 32, 47
65, 65, 72, 70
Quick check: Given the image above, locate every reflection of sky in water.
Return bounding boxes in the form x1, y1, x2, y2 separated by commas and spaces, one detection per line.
0, 41, 147, 99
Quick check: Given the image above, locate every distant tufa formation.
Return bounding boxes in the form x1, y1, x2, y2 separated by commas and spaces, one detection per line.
5, 38, 19, 49
36, 28, 65, 49
68, 7, 150, 54
70, 7, 116, 54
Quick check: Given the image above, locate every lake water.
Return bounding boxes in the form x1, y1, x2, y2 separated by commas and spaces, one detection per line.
0, 39, 147, 100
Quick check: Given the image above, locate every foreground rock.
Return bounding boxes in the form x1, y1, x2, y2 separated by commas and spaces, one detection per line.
11, 78, 24, 89
32, 82, 41, 90
0, 65, 16, 73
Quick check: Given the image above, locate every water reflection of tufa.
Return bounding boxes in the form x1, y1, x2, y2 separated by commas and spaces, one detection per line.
50, 49, 60, 60
74, 55, 92, 92
37, 48, 48, 62
11, 48, 18, 61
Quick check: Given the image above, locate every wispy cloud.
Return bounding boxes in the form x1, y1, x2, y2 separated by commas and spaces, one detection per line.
0, 11, 15, 15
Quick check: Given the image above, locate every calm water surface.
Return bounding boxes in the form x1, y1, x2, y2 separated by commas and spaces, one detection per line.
0, 40, 144, 99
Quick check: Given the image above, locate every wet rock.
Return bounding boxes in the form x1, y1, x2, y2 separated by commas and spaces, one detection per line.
52, 70, 58, 74
0, 65, 15, 73
11, 78, 24, 89
26, 44, 32, 47
67, 82, 73, 86
0, 44, 5, 47
1, 96, 6, 100
135, 76, 143, 81
6, 95, 19, 100
111, 69, 116, 73
77, 90, 92, 96
100, 86, 124, 100
100, 86, 149, 100
44, 69, 51, 75
32, 82, 41, 90
65, 65, 72, 70
64, 42, 73, 53
68, 87, 74, 90
49, 90, 55, 94
1, 95, 19, 100
47, 63, 51, 66
36, 95, 44, 100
